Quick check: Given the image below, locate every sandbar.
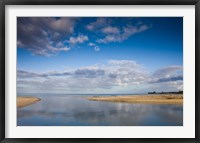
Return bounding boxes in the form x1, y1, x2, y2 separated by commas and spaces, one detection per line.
17, 96, 41, 108
87, 94, 183, 104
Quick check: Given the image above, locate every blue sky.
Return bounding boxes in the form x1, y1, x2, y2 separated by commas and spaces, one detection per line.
17, 17, 183, 94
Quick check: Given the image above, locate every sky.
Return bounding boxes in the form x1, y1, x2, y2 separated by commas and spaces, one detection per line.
17, 17, 183, 94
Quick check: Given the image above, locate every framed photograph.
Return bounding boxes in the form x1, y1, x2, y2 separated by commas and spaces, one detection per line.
1, 0, 199, 142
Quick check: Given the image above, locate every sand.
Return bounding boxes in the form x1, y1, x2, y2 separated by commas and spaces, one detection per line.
87, 94, 183, 104
17, 96, 41, 108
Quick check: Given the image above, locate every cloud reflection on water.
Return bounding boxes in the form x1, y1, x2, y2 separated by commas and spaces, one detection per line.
17, 95, 183, 126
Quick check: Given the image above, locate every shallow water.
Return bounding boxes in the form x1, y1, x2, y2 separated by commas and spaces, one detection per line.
17, 94, 183, 126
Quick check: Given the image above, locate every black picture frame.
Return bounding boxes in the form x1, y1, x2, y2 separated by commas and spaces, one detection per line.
0, 0, 200, 143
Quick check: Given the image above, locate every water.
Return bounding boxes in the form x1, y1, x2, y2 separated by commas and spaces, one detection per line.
17, 94, 183, 126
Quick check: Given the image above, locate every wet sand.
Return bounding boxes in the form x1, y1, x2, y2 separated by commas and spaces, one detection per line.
87, 94, 183, 104
17, 96, 41, 108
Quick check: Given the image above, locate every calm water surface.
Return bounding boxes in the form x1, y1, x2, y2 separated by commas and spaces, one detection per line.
17, 94, 183, 126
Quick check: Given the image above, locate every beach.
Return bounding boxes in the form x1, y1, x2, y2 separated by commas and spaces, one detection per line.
87, 94, 183, 104
17, 96, 41, 108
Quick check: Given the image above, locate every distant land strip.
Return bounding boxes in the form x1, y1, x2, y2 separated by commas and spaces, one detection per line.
17, 96, 41, 108
87, 94, 183, 104
148, 91, 183, 94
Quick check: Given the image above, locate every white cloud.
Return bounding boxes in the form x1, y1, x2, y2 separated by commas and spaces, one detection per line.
46, 44, 70, 53
101, 26, 120, 34
152, 66, 183, 78
109, 60, 137, 66
17, 17, 76, 56
97, 24, 150, 43
147, 66, 183, 92
86, 18, 150, 43
86, 18, 107, 31
88, 43, 95, 46
49, 17, 74, 33
67, 35, 89, 45
17, 60, 147, 93
17, 40, 23, 47
17, 61, 183, 94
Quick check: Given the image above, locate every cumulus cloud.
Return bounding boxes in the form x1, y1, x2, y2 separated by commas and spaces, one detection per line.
97, 24, 150, 43
18, 68, 106, 79
86, 18, 150, 43
86, 18, 107, 31
17, 61, 183, 94
101, 26, 120, 34
17, 70, 72, 78
152, 66, 183, 78
67, 35, 88, 45
148, 80, 183, 92
17, 17, 150, 56
88, 43, 96, 46
149, 66, 183, 84
152, 76, 183, 83
18, 70, 48, 78
148, 66, 183, 91
17, 17, 75, 56
109, 60, 137, 67
17, 60, 148, 93
74, 69, 105, 78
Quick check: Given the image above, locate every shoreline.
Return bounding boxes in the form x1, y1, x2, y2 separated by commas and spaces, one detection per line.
87, 94, 183, 104
17, 96, 41, 108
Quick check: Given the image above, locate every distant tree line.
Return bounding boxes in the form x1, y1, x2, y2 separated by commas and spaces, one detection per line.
148, 90, 183, 94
